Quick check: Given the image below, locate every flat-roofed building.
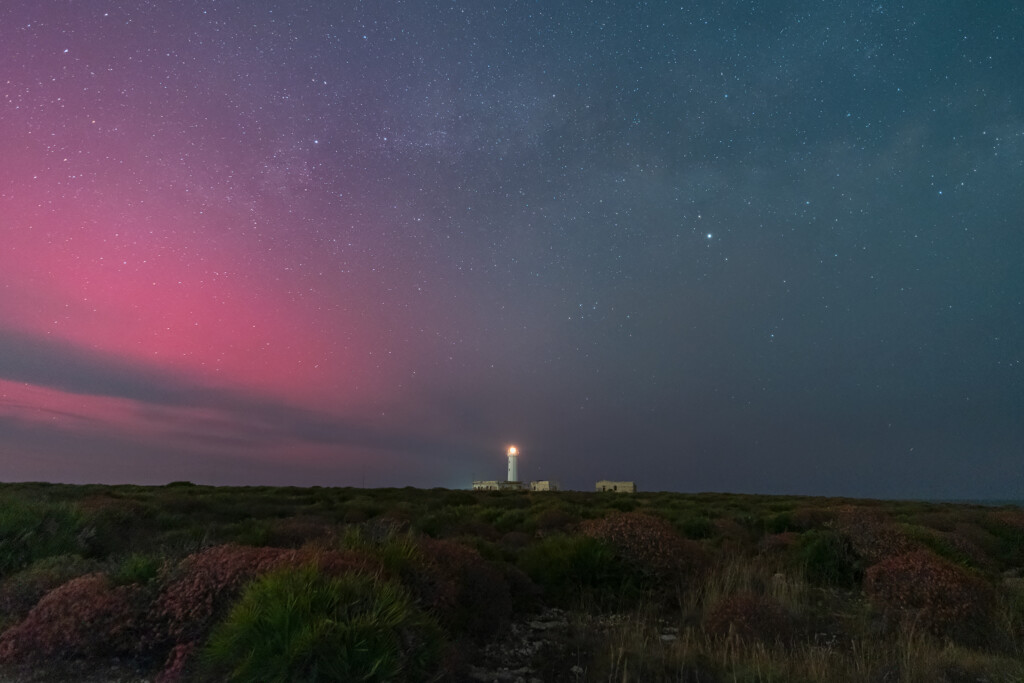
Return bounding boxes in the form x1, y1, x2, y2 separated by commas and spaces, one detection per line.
596, 480, 636, 493
472, 480, 526, 491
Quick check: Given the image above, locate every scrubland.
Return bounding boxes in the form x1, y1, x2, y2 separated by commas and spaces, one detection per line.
0, 482, 1021, 681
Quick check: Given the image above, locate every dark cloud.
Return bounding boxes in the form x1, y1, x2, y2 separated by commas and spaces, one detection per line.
0, 328, 206, 406
0, 327, 459, 461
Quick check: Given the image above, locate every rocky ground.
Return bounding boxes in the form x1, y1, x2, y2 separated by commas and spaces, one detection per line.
465, 608, 683, 683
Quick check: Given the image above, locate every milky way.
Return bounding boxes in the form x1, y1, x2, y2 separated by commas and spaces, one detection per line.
1, 1, 1022, 497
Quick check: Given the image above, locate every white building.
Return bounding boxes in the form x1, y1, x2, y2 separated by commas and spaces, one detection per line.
530, 480, 560, 492
596, 480, 636, 493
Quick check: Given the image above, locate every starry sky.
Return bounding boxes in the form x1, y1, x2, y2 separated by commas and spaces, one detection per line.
1, 1, 1022, 498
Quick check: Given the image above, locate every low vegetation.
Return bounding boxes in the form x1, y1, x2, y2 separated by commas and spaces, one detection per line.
0, 482, 1020, 681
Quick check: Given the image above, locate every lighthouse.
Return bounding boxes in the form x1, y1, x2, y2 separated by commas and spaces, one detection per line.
507, 445, 519, 483
470, 445, 531, 491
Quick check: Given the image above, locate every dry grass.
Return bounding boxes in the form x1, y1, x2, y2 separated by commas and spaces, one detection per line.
588, 607, 1024, 683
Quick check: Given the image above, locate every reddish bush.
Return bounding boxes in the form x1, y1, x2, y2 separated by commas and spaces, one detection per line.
864, 550, 996, 643
453, 518, 500, 541
263, 515, 334, 547
148, 544, 379, 679
149, 544, 378, 649
407, 537, 513, 642
532, 507, 576, 532
580, 512, 709, 582
0, 573, 142, 662
923, 527, 997, 571
949, 523, 1000, 567
500, 531, 532, 551
132, 542, 382, 683
914, 510, 958, 532
712, 517, 751, 546
834, 506, 917, 565
704, 593, 795, 643
149, 545, 287, 649
992, 509, 1024, 533
154, 642, 195, 683
0, 555, 100, 625
760, 531, 800, 554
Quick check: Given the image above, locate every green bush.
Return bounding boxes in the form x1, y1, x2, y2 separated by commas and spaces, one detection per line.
340, 526, 421, 575
680, 516, 716, 540
767, 512, 795, 534
439, 491, 476, 508
493, 509, 528, 534
0, 500, 84, 576
518, 534, 627, 601
111, 553, 162, 586
797, 530, 860, 587
232, 518, 273, 546
605, 496, 637, 512
201, 566, 443, 682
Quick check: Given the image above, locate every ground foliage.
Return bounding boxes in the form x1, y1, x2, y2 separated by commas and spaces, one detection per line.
0, 483, 1020, 681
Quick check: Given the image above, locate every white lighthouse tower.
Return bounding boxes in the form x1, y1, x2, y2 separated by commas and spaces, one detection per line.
507, 445, 519, 483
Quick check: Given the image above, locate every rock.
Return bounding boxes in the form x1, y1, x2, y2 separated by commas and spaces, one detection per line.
529, 620, 567, 631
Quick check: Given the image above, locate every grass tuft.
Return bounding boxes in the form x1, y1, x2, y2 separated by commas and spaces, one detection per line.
200, 565, 443, 682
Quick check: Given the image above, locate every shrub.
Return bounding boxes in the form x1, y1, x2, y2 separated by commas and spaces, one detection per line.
679, 516, 716, 540
500, 531, 532, 552
797, 530, 861, 588
713, 517, 753, 548
579, 512, 709, 587
0, 554, 101, 627
833, 506, 917, 565
263, 516, 334, 548
232, 519, 273, 546
530, 506, 577, 532
518, 534, 625, 601
864, 549, 997, 643
605, 496, 638, 512
704, 593, 795, 644
760, 531, 800, 555
980, 510, 1024, 567
0, 573, 143, 662
766, 512, 794, 534
148, 544, 379, 655
788, 506, 835, 531
913, 527, 995, 572
440, 490, 476, 507
0, 500, 84, 576
150, 545, 288, 650
493, 509, 528, 534
411, 507, 467, 537
406, 538, 513, 642
77, 495, 152, 559
340, 526, 420, 576
201, 566, 443, 683
111, 553, 163, 586
343, 496, 385, 522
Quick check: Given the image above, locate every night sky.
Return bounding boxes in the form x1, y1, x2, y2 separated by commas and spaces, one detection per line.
2, 1, 1022, 498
